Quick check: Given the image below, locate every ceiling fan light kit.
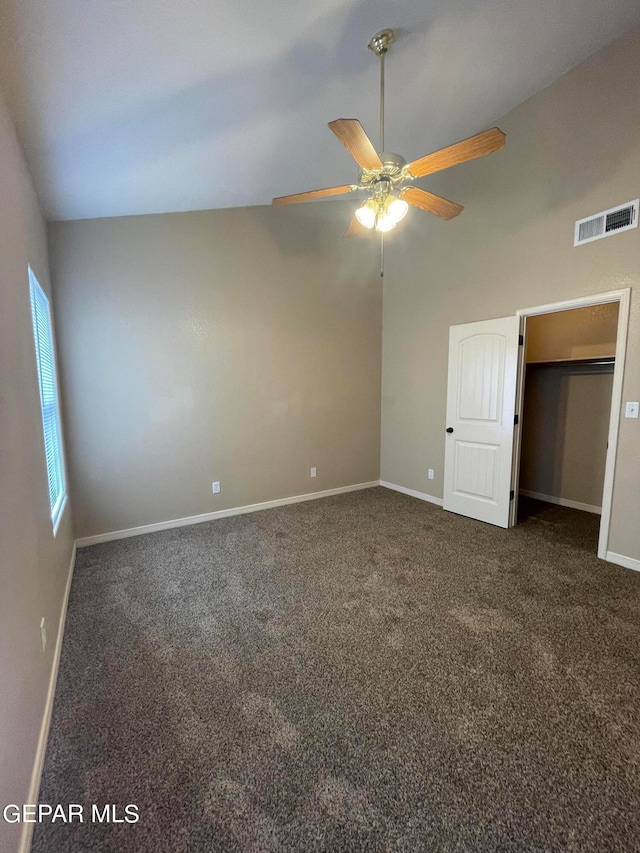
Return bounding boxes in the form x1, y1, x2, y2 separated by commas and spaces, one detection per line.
356, 194, 408, 231
272, 28, 506, 264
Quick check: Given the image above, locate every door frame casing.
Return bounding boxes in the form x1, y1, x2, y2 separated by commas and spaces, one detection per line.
512, 288, 631, 559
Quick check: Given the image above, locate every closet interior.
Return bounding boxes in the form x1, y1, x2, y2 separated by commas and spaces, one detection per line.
518, 302, 619, 520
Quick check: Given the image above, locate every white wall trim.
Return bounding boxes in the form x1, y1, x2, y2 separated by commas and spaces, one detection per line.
517, 288, 630, 316
605, 551, 640, 572
379, 480, 444, 506
519, 489, 601, 515
76, 481, 380, 547
19, 542, 77, 853
598, 288, 630, 559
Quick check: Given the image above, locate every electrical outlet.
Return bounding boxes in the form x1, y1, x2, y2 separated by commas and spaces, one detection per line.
625, 401, 639, 419
428, 468, 435, 480
310, 467, 317, 478
40, 618, 46, 652
212, 481, 221, 494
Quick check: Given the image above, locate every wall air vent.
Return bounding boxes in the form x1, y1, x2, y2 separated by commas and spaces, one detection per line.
574, 199, 638, 246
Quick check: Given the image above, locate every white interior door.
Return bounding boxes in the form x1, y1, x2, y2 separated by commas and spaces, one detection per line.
443, 316, 520, 528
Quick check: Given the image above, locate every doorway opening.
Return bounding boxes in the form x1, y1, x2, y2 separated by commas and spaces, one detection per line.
512, 290, 630, 560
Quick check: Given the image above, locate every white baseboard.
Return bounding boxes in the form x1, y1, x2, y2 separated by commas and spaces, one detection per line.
76, 481, 380, 547
379, 480, 444, 507
19, 542, 77, 853
605, 551, 640, 572
519, 489, 601, 515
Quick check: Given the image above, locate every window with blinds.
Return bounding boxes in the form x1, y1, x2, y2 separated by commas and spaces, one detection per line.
29, 267, 67, 532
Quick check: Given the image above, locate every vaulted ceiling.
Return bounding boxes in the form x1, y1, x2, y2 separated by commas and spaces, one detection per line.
1, 0, 639, 221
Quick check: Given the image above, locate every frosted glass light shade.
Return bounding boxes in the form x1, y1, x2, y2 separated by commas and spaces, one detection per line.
355, 202, 376, 228
388, 197, 408, 223
356, 194, 408, 232
375, 210, 397, 232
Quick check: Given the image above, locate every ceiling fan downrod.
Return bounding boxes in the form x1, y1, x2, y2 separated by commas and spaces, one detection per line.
368, 29, 396, 277
368, 28, 395, 154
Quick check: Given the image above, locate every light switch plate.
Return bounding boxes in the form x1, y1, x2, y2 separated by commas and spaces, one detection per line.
625, 401, 639, 419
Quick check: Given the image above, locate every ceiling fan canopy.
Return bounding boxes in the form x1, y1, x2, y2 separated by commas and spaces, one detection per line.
272, 28, 506, 239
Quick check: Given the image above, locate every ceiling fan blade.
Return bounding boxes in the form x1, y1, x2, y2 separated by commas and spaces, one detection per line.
328, 119, 383, 171
401, 187, 464, 220
272, 184, 355, 205
406, 127, 506, 178
343, 215, 375, 239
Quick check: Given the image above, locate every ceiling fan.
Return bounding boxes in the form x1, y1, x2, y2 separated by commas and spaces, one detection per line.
272, 28, 506, 267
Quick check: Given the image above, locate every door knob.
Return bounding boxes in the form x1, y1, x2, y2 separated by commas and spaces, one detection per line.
446, 427, 454, 433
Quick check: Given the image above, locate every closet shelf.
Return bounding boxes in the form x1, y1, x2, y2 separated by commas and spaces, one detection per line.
526, 356, 615, 367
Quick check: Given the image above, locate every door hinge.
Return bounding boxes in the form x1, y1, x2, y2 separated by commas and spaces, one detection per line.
514, 414, 519, 425
518, 334, 524, 345
510, 489, 515, 500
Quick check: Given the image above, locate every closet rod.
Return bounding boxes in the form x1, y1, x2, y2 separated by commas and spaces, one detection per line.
527, 357, 615, 367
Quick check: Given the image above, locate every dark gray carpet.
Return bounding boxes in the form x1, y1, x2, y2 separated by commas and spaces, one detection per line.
33, 488, 640, 852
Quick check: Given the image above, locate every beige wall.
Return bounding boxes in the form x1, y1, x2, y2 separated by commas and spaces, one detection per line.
525, 303, 618, 362
49, 204, 382, 539
381, 26, 640, 560
519, 366, 613, 507
0, 92, 75, 852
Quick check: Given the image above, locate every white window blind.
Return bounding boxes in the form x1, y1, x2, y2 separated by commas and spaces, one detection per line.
29, 268, 67, 531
